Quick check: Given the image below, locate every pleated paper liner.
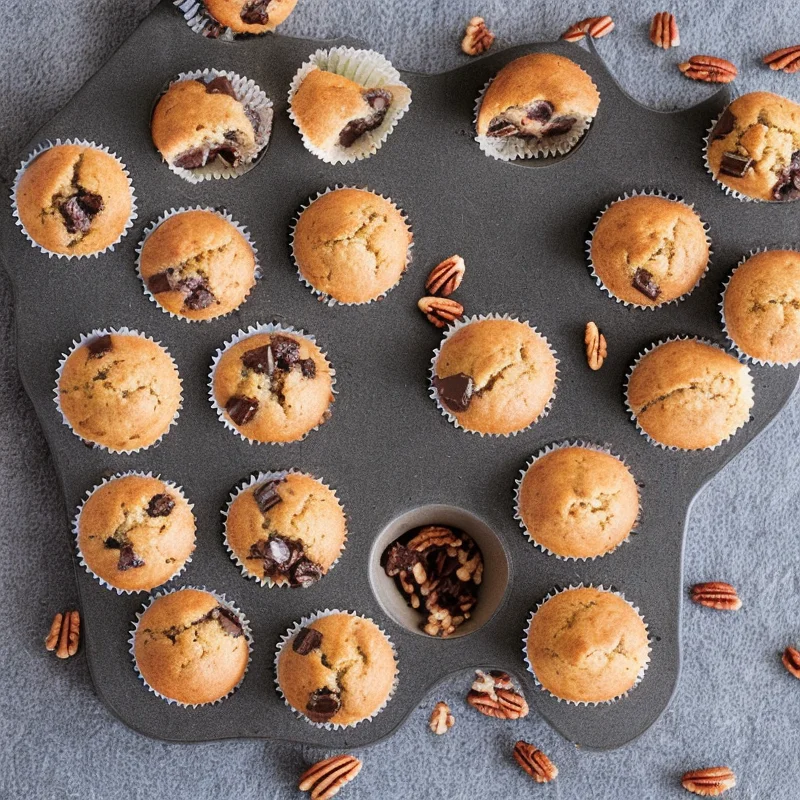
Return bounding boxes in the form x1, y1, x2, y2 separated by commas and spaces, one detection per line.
54, 327, 183, 454
173, 0, 296, 40
10, 138, 138, 260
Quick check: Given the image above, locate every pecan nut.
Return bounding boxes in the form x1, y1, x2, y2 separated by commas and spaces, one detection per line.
428, 701, 455, 734
45, 610, 80, 659
562, 15, 614, 42
513, 741, 558, 783
467, 670, 529, 719
407, 525, 462, 551
649, 12, 680, 49
763, 45, 800, 73
681, 766, 736, 796
418, 296, 464, 329
584, 321, 607, 371
782, 645, 800, 679
678, 56, 737, 83
425, 255, 465, 297
298, 755, 362, 800
690, 582, 742, 611
461, 16, 495, 56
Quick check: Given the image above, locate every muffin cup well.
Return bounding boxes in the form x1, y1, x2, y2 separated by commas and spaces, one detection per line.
287, 47, 412, 165
289, 185, 414, 306
428, 313, 559, 437
222, 469, 347, 587
273, 608, 398, 729
135, 206, 261, 323
586, 189, 713, 310
208, 322, 336, 446
513, 440, 641, 562
10, 138, 138, 260
522, 583, 651, 706
54, 327, 183, 454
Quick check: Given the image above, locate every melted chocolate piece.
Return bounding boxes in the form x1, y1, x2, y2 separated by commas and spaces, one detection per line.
306, 688, 341, 722
542, 115, 576, 137
338, 89, 392, 148
117, 543, 144, 572
383, 542, 421, 576
226, 395, 259, 426
270, 335, 301, 369
711, 107, 735, 140
104, 537, 121, 549
253, 479, 283, 512
244, 106, 262, 136
180, 277, 216, 310
299, 358, 316, 379
292, 627, 323, 655
240, 0, 270, 24
147, 493, 175, 517
211, 606, 244, 637
78, 191, 104, 216
486, 118, 517, 137
173, 148, 207, 170
289, 559, 323, 587
525, 100, 553, 123
147, 270, 175, 295
772, 151, 800, 201
215, 146, 241, 166
632, 267, 661, 300
433, 373, 474, 412
242, 345, 275, 375
204, 75, 237, 98
86, 335, 112, 358
719, 151, 753, 178
60, 190, 105, 234
365, 88, 391, 111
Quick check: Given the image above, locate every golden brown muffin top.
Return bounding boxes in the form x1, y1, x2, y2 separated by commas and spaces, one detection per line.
204, 0, 298, 33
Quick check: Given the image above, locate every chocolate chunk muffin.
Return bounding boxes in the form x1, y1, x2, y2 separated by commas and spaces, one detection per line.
225, 472, 346, 587
212, 328, 333, 443
77, 474, 195, 593
590, 194, 710, 307
14, 142, 133, 257
138, 209, 257, 321
723, 250, 800, 365
277, 612, 397, 726
432, 317, 557, 436
292, 188, 412, 304
133, 588, 250, 706
516, 445, 639, 560
525, 586, 650, 704
626, 338, 754, 450
57, 331, 182, 452
706, 92, 800, 201
203, 0, 298, 34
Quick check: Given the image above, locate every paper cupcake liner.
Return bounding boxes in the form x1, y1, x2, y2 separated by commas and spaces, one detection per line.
135, 206, 261, 323
129, 586, 253, 707
623, 335, 755, 451
289, 185, 414, 306
522, 583, 651, 706
173, 0, 238, 40
513, 440, 642, 561
585, 189, 713, 310
428, 313, 559, 437
208, 322, 336, 446
222, 469, 348, 587
73, 471, 195, 595
10, 138, 138, 260
156, 69, 273, 183
273, 608, 398, 729
54, 327, 183, 454
287, 47, 412, 165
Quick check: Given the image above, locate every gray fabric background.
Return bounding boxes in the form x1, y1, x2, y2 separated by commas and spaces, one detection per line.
2, 1, 799, 798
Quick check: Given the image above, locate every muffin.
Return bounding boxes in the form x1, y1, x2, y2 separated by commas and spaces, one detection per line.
14, 142, 133, 257
277, 612, 397, 726
590, 195, 710, 307
516, 445, 639, 559
133, 588, 249, 705
211, 328, 333, 443
77, 474, 195, 592
225, 472, 346, 587
57, 331, 182, 452
476, 53, 600, 158
432, 317, 557, 436
525, 586, 649, 703
292, 188, 412, 304
138, 209, 257, 321
723, 249, 800, 365
626, 338, 754, 450
203, 0, 298, 34
706, 92, 800, 201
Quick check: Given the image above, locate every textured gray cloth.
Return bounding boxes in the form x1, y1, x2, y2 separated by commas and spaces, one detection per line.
2, 1, 799, 798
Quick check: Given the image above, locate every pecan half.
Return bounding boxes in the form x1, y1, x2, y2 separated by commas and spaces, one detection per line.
461, 16, 495, 56
425, 255, 465, 297
562, 15, 614, 42
763, 45, 800, 73
418, 296, 464, 329
298, 755, 362, 800
467, 670, 529, 719
584, 321, 607, 371
782, 645, 800, 679
407, 525, 462, 551
428, 701, 455, 734
45, 610, 80, 659
681, 767, 736, 796
690, 582, 742, 611
678, 56, 737, 83
649, 12, 680, 49
513, 741, 558, 783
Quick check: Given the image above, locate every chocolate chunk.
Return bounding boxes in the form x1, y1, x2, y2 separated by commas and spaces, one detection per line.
292, 626, 323, 654
204, 75, 237, 98
244, 107, 262, 136
486, 118, 517, 137
433, 373, 474, 413
364, 88, 392, 112
77, 191, 104, 217
86, 334, 112, 358
147, 493, 175, 517
104, 537, 121, 549
719, 151, 753, 178
240, 0, 270, 24
180, 277, 216, 310
339, 119, 371, 148
173, 147, 207, 170
289, 559, 323, 588
299, 358, 316, 379
60, 196, 91, 234
711, 107, 735, 140
117, 543, 144, 572
525, 100, 553, 123
383, 542, 420, 576
264, 536, 293, 567
542, 115, 576, 137
147, 270, 175, 295
632, 267, 661, 300
306, 688, 341, 722
214, 145, 241, 166
211, 606, 244, 637
338, 89, 391, 147
242, 345, 275, 375
226, 395, 259, 426
270, 335, 301, 370
253, 479, 282, 512
772, 150, 800, 201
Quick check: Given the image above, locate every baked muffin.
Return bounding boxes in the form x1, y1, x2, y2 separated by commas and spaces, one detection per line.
516, 445, 639, 559
626, 339, 754, 450
723, 249, 800, 365
14, 143, 133, 257
138, 209, 257, 321
292, 188, 412, 304
77, 474, 195, 592
432, 317, 557, 436
476, 53, 600, 158
590, 195, 710, 307
225, 472, 346, 587
212, 328, 333, 443
133, 588, 249, 705
707, 92, 800, 201
203, 0, 298, 34
526, 586, 649, 703
277, 612, 397, 726
57, 331, 182, 452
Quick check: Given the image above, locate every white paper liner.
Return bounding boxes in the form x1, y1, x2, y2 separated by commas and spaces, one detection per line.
428, 313, 559, 437
522, 583, 651, 706
54, 327, 183, 454
273, 608, 398, 729
287, 47, 412, 164
624, 335, 755, 451
222, 469, 347, 587
155, 68, 273, 183
585, 189, 713, 310
513, 440, 642, 561
289, 185, 414, 306
10, 138, 138, 260
73, 471, 195, 594
135, 206, 261, 323
173, 0, 290, 40
208, 322, 336, 445
129, 586, 253, 707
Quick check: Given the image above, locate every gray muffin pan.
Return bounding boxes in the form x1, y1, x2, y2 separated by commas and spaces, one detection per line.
1, 0, 798, 751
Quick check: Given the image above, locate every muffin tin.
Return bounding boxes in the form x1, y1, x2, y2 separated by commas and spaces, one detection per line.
1, 0, 798, 750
